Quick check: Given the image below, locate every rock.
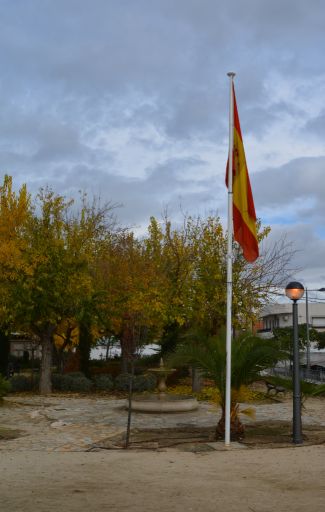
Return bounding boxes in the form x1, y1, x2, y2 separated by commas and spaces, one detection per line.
50, 420, 71, 428
28, 411, 41, 419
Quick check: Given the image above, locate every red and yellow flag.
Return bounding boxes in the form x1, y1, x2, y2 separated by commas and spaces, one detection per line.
226, 85, 259, 262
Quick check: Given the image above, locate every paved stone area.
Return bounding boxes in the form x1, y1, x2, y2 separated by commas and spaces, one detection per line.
1, 394, 324, 452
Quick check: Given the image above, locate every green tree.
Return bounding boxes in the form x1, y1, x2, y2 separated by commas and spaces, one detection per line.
10, 189, 92, 392
8, 188, 116, 393
316, 331, 325, 350
273, 324, 320, 352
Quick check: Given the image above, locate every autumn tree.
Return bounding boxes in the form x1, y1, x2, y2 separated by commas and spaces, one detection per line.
144, 216, 197, 354
6, 186, 118, 393
0, 175, 32, 326
99, 229, 167, 371
64, 194, 120, 376
145, 214, 295, 343
7, 189, 88, 392
53, 318, 79, 373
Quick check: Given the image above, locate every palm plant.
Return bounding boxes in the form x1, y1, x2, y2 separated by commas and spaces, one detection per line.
170, 329, 285, 439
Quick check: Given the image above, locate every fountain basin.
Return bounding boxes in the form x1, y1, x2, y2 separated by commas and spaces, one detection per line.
129, 394, 199, 413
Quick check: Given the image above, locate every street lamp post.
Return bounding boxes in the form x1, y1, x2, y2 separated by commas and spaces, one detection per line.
306, 287, 310, 373
285, 281, 304, 445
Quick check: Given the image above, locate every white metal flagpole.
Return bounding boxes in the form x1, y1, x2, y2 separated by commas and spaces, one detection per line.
225, 71, 235, 446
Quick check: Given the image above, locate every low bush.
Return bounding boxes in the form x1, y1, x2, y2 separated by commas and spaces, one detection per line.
0, 375, 11, 397
94, 374, 114, 391
115, 373, 156, 392
52, 372, 93, 392
62, 371, 85, 379
51, 373, 64, 390
133, 374, 156, 392
8, 374, 39, 392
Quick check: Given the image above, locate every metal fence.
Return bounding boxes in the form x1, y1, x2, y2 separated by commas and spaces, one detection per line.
269, 366, 325, 384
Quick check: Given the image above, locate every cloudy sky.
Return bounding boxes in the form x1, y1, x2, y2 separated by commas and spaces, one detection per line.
1, 0, 325, 291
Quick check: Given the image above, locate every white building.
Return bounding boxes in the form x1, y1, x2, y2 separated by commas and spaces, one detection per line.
9, 333, 42, 360
260, 302, 325, 332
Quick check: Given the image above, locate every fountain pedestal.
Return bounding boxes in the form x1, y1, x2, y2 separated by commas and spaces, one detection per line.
128, 358, 198, 413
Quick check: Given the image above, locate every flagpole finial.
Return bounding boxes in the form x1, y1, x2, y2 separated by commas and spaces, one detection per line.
227, 72, 236, 78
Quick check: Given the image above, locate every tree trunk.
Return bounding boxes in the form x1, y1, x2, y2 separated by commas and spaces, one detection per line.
125, 358, 135, 449
40, 326, 55, 394
78, 322, 92, 377
191, 366, 203, 393
216, 403, 245, 441
120, 323, 135, 374
121, 346, 129, 373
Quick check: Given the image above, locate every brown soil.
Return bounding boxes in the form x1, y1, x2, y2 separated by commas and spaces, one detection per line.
92, 421, 325, 451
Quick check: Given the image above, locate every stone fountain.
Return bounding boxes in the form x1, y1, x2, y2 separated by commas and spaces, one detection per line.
129, 358, 198, 413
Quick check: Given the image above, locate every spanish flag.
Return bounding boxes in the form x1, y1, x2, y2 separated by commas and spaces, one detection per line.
226, 84, 259, 262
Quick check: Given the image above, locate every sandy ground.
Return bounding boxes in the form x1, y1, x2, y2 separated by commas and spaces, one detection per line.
1, 394, 325, 511
1, 445, 324, 512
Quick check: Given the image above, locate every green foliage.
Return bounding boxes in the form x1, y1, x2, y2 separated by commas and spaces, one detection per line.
145, 214, 286, 337
169, 330, 285, 438
0, 176, 295, 397
266, 375, 325, 397
52, 372, 93, 392
316, 331, 325, 350
115, 373, 156, 392
273, 324, 321, 352
8, 375, 39, 392
170, 329, 285, 408
2, 182, 119, 394
160, 322, 182, 356
93, 374, 114, 391
0, 375, 11, 397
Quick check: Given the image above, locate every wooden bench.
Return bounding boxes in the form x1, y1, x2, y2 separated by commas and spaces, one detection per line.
265, 381, 286, 395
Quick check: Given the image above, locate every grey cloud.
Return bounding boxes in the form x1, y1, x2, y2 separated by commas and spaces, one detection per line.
35, 155, 217, 227
2, 0, 323, 144
254, 157, 325, 220
265, 223, 325, 287
1, 0, 325, 288
304, 111, 325, 138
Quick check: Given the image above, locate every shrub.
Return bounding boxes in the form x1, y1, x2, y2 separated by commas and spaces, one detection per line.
51, 373, 64, 390
52, 373, 93, 392
115, 373, 156, 392
64, 375, 93, 392
114, 373, 131, 391
8, 375, 38, 392
63, 371, 85, 379
94, 374, 114, 391
0, 375, 11, 397
133, 374, 156, 392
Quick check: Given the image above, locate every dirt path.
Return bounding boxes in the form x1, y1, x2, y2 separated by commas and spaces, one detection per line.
1, 445, 324, 512
1, 394, 325, 511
